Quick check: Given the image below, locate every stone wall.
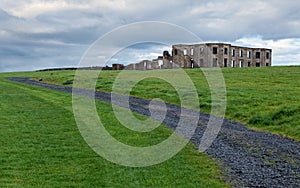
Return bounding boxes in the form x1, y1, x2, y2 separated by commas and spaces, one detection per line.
124, 43, 272, 70
172, 43, 272, 68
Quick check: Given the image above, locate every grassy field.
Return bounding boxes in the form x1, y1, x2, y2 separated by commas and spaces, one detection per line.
25, 66, 300, 141
1, 66, 300, 186
0, 73, 228, 187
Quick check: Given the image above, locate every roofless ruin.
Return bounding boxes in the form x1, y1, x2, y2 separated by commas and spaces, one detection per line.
122, 43, 272, 70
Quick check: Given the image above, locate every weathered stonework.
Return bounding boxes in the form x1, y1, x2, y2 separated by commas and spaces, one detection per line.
112, 64, 125, 70
125, 43, 272, 70
172, 43, 272, 68
126, 59, 160, 70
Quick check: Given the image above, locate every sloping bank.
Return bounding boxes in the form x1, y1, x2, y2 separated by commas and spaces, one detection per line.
8, 77, 300, 187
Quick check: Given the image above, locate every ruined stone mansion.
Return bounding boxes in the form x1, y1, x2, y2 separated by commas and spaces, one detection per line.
120, 43, 272, 70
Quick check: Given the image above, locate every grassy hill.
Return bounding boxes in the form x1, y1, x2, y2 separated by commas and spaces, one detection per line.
1, 65, 300, 186
19, 66, 300, 141
0, 71, 228, 187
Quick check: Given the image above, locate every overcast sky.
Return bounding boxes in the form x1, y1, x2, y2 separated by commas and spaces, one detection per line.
1, 0, 300, 72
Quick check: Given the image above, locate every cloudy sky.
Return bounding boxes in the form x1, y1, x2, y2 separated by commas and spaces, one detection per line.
0, 0, 300, 72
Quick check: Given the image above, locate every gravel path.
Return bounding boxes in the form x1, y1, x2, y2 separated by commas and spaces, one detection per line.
8, 77, 300, 187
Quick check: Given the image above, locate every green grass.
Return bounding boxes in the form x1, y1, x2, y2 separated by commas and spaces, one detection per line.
221, 66, 300, 140
0, 73, 228, 187
26, 66, 300, 141
2, 66, 300, 186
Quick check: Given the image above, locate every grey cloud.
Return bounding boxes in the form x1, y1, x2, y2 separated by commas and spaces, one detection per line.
0, 0, 300, 72
0, 8, 11, 20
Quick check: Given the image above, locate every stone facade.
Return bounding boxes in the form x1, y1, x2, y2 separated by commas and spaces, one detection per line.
112, 64, 125, 70
172, 43, 272, 68
126, 60, 160, 70
125, 43, 272, 70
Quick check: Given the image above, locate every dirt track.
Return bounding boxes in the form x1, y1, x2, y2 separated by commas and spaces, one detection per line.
8, 77, 300, 187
